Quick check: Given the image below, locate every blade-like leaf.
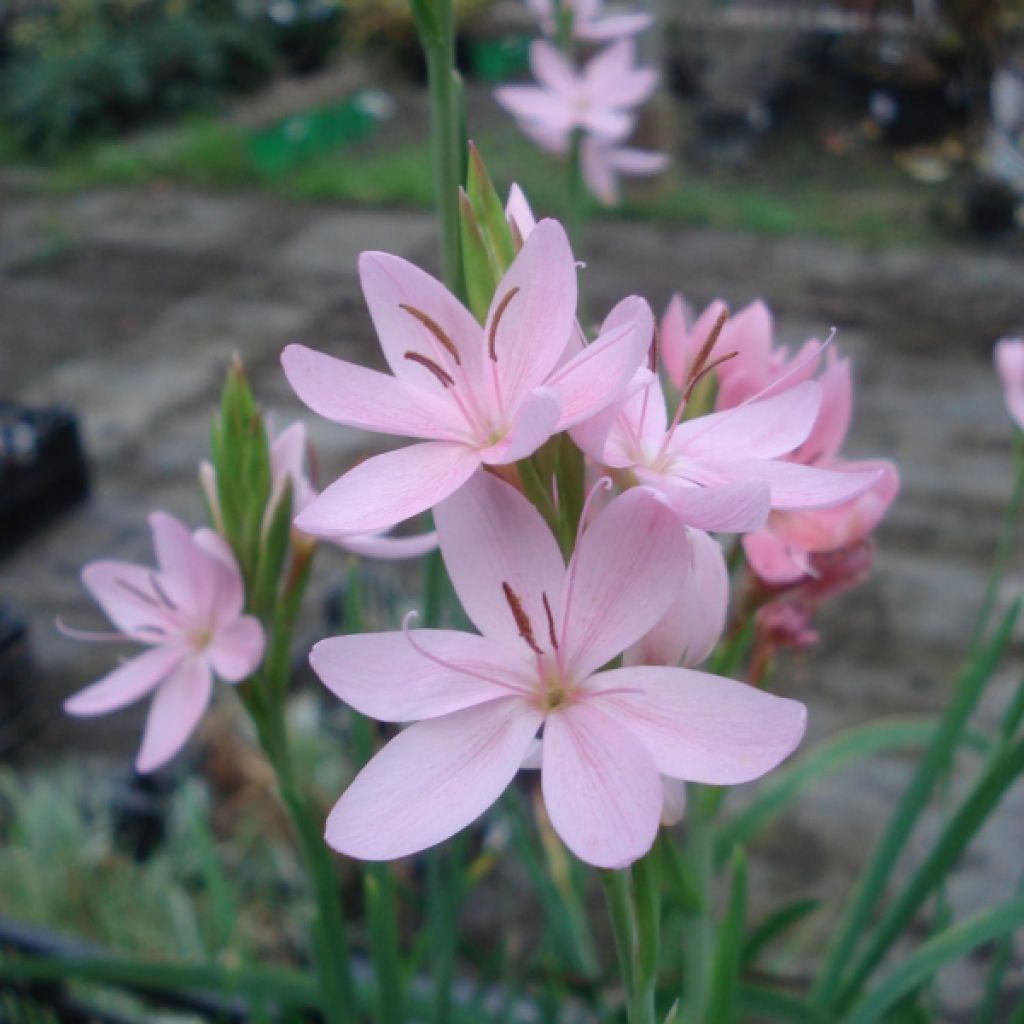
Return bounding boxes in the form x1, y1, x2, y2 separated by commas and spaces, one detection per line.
743, 899, 822, 968
704, 849, 747, 1024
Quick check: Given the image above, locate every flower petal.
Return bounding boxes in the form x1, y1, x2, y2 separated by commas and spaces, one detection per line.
312, 630, 528, 722
495, 85, 574, 138
434, 471, 566, 649
671, 380, 822, 460
135, 658, 213, 773
480, 387, 562, 464
191, 528, 246, 624
295, 441, 482, 536
208, 616, 264, 683
150, 512, 217, 617
486, 219, 577, 411
579, 11, 654, 40
546, 296, 653, 429
589, 666, 807, 785
82, 560, 178, 639
705, 458, 882, 511
561, 487, 686, 678
541, 702, 662, 868
660, 776, 687, 826
64, 646, 182, 716
626, 528, 728, 668
325, 698, 542, 860
281, 345, 468, 442
530, 39, 576, 94
635, 472, 770, 533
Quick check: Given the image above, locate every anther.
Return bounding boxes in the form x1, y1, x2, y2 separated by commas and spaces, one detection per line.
686, 308, 730, 387
648, 325, 659, 373
509, 219, 525, 252
685, 351, 738, 401
542, 591, 559, 651
404, 351, 455, 388
502, 581, 543, 655
400, 304, 461, 365
488, 286, 520, 361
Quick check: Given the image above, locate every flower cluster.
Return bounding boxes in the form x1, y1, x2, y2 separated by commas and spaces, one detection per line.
495, 0, 666, 205
280, 186, 896, 867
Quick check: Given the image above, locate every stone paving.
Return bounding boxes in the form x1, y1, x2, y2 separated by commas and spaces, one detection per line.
2, 186, 1024, 1016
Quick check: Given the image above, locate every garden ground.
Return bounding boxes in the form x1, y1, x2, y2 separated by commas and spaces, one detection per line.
2, 180, 1024, 1017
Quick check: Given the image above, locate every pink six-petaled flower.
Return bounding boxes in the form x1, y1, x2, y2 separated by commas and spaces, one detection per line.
312, 472, 806, 869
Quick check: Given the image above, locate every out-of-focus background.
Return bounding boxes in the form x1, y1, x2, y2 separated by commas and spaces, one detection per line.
2, 1, 1024, 1020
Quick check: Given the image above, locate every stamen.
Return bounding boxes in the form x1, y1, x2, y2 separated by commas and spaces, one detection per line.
488, 286, 520, 361
648, 324, 659, 373
684, 351, 738, 402
401, 611, 531, 695
686, 308, 730, 388
509, 218, 525, 252
56, 618, 135, 644
115, 578, 159, 608
404, 351, 455, 388
149, 574, 179, 611
400, 304, 462, 365
502, 581, 543, 655
542, 592, 559, 651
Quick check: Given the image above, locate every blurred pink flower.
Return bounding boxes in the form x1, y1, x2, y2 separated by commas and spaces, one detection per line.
283, 220, 652, 535
312, 472, 805, 868
995, 337, 1024, 430
525, 0, 653, 41
63, 512, 265, 772
495, 39, 657, 148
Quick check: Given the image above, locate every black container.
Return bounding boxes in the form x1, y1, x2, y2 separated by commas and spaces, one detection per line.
0, 604, 34, 757
0, 403, 89, 560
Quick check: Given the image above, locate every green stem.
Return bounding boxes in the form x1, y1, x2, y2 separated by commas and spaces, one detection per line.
421, 0, 463, 297
971, 432, 1024, 653
632, 852, 661, 1024
600, 869, 637, 1010
680, 786, 715, 1023
567, 128, 585, 259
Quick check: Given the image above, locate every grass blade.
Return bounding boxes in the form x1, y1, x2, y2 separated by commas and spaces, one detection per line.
703, 848, 747, 1024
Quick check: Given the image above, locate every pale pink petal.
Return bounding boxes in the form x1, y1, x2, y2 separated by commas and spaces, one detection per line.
716, 300, 774, 380
541, 702, 662, 868
582, 107, 635, 142
742, 530, 809, 586
295, 442, 482, 536
576, 371, 665, 468
637, 473, 770, 533
660, 294, 692, 388
312, 631, 528, 721
82, 561, 178, 639
581, 142, 619, 205
583, 39, 635, 100
530, 40, 577, 94
208, 616, 264, 683
434, 471, 565, 648
336, 530, 438, 559
506, 183, 538, 241
281, 345, 468, 442
480, 388, 561, 464
486, 220, 577, 411
706, 458, 883, 511
191, 528, 245, 625
325, 698, 542, 860
660, 776, 687, 826
608, 147, 669, 175
794, 354, 852, 465
626, 528, 728, 667
561, 487, 686, 678
135, 659, 213, 773
149, 512, 217, 618
495, 86, 574, 137
358, 251, 483, 388
995, 338, 1024, 429
767, 459, 900, 553
671, 380, 822, 460
270, 422, 317, 514
64, 646, 182, 716
546, 296, 653, 429
589, 665, 808, 784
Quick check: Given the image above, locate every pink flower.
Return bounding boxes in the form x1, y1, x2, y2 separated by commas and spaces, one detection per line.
742, 355, 900, 584
311, 472, 806, 868
495, 39, 657, 148
282, 220, 652, 535
573, 322, 882, 534
525, 0, 653, 41
63, 512, 265, 772
660, 296, 822, 411
995, 337, 1024, 430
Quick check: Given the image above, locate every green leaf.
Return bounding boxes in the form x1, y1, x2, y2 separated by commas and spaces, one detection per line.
703, 848, 747, 1024
844, 900, 1024, 1024
715, 717, 948, 868
459, 187, 498, 323
251, 480, 292, 616
467, 142, 515, 274
832, 732, 1024, 1009
812, 598, 1021, 1008
742, 899, 822, 968
737, 985, 833, 1023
